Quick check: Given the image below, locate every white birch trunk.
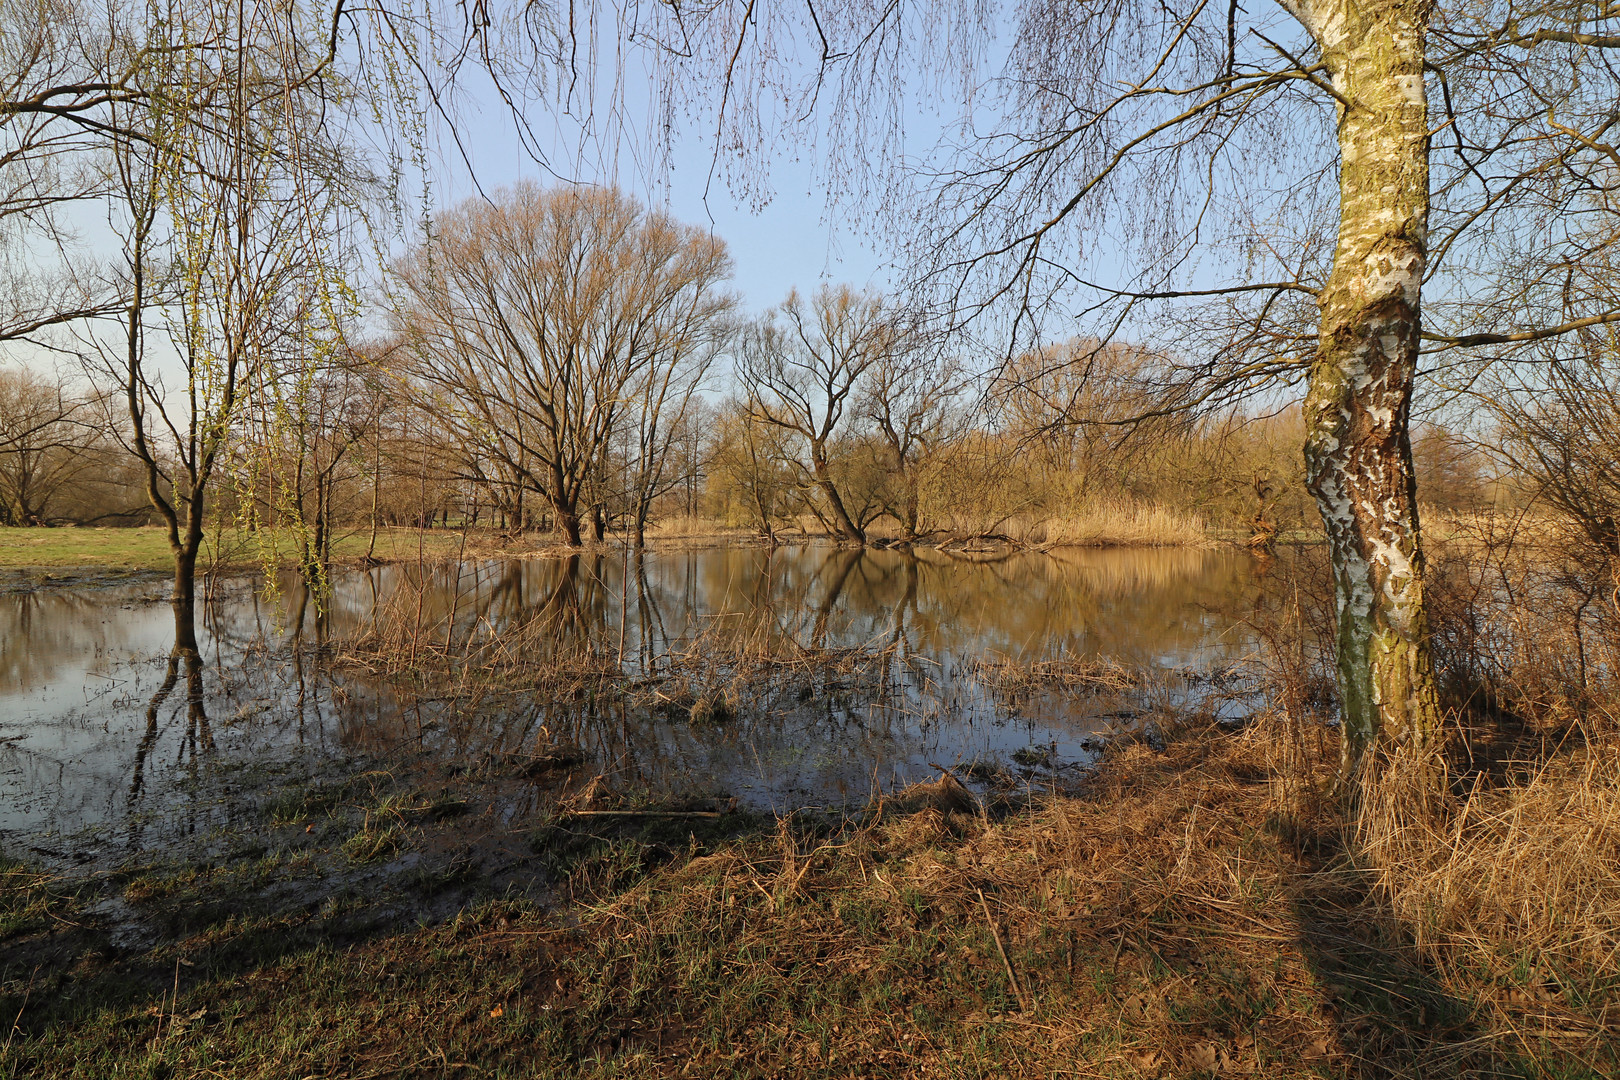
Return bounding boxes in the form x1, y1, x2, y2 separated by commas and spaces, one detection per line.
1284, 0, 1445, 777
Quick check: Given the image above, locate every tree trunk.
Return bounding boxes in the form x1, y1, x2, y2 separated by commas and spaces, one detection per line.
557, 506, 584, 547
1300, 0, 1443, 780
172, 537, 199, 655
811, 453, 865, 544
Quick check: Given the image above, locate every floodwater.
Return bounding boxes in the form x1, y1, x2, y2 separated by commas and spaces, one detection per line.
0, 544, 1281, 871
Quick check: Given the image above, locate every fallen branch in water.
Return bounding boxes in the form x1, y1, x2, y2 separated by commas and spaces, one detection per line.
567, 809, 725, 819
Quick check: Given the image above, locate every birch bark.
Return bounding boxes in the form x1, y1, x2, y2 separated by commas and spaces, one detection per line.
1284, 0, 1445, 775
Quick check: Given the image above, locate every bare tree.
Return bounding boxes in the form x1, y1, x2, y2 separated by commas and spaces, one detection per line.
396, 183, 734, 547
739, 286, 904, 545
617, 295, 731, 545
993, 340, 1186, 502
0, 362, 121, 524
706, 397, 794, 540
246, 345, 387, 588
858, 339, 967, 540
0, 0, 132, 342
1487, 343, 1620, 562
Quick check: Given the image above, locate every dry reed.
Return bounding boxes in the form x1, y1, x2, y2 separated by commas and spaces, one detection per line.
933, 500, 1210, 548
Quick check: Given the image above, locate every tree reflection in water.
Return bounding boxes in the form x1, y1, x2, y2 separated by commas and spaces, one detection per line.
0, 543, 1292, 848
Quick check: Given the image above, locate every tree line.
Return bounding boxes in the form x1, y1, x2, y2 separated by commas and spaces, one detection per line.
2, 179, 1501, 563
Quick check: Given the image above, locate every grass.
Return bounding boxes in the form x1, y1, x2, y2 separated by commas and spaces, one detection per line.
0, 525, 465, 575
0, 503, 1228, 580
2, 718, 1612, 1079
0, 525, 177, 572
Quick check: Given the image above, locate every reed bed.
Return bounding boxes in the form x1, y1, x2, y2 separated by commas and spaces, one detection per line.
933, 500, 1210, 549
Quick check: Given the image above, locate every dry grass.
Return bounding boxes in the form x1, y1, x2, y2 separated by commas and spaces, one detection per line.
515, 717, 1613, 1077
5, 707, 1615, 1077
933, 500, 1210, 548
965, 653, 1139, 693
1358, 744, 1620, 1009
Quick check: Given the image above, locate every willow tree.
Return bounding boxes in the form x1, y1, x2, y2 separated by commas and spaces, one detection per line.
394, 183, 735, 547
90, 0, 375, 650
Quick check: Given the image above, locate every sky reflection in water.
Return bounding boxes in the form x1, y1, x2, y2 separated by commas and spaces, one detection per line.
0, 544, 1278, 862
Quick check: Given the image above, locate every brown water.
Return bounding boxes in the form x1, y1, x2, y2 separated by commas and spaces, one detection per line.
0, 544, 1279, 868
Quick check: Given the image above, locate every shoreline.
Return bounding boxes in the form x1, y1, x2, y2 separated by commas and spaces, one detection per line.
0, 524, 1322, 586
3, 718, 1609, 1078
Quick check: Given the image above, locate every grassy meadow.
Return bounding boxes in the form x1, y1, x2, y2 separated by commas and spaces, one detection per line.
0, 526, 476, 576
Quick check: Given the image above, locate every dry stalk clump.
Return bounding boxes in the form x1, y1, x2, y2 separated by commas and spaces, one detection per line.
1357, 737, 1620, 1004
965, 653, 1137, 694
933, 500, 1210, 549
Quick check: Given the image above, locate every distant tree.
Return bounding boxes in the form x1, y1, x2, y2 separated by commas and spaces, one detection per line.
0, 364, 118, 524
858, 339, 968, 540
245, 346, 389, 589
705, 398, 795, 540
395, 183, 735, 547
739, 286, 905, 545
1487, 345, 1620, 561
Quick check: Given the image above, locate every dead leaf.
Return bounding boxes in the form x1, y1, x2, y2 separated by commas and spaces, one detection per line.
1233, 1032, 1255, 1049
1122, 993, 1150, 1021
1127, 1048, 1162, 1073
1187, 1041, 1224, 1072
1303, 1037, 1332, 1060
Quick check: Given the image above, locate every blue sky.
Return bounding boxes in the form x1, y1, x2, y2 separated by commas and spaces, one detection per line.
424, 76, 899, 316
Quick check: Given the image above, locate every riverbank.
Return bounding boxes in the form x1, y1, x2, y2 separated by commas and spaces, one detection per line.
2, 715, 1612, 1079
0, 515, 1236, 581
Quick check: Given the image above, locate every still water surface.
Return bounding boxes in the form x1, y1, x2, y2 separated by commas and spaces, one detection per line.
0, 544, 1276, 866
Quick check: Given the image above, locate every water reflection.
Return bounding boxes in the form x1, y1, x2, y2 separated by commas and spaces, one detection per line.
335, 544, 1262, 667
0, 544, 1276, 860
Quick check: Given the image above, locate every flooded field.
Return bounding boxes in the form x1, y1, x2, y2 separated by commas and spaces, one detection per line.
1, 544, 1281, 862
0, 541, 1301, 954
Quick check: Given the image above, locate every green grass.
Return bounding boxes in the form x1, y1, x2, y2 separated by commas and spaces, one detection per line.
0, 525, 176, 571
0, 525, 465, 574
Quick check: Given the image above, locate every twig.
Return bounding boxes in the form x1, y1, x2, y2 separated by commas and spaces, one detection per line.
3, 967, 36, 1057
568, 809, 723, 818
978, 887, 1030, 1013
